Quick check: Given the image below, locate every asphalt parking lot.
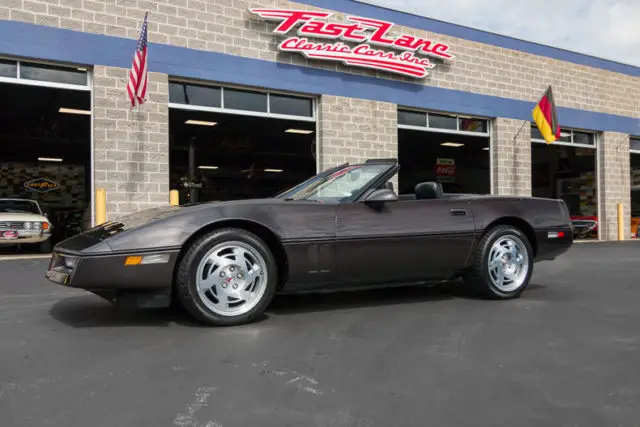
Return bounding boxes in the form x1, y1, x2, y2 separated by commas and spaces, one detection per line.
1, 242, 640, 427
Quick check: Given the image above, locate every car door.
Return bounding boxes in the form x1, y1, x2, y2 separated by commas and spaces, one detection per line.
334, 197, 476, 286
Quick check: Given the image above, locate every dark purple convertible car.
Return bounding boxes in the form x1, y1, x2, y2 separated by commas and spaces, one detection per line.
46, 159, 573, 326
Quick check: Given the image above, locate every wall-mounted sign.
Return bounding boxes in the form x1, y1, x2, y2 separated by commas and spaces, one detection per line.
436, 158, 456, 182
250, 9, 454, 79
24, 178, 60, 193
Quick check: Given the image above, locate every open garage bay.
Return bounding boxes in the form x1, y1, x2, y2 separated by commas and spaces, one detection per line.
2, 242, 640, 426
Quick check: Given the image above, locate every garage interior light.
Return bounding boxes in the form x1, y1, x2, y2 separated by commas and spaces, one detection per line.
560, 132, 571, 138
38, 157, 63, 162
198, 165, 219, 170
264, 169, 283, 173
59, 107, 91, 115
285, 129, 314, 134
483, 147, 489, 151
441, 142, 464, 147
185, 120, 217, 126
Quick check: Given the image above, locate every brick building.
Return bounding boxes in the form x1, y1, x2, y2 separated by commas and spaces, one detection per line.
0, 0, 639, 243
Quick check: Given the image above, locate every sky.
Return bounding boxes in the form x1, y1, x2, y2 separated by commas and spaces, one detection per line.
356, 0, 640, 67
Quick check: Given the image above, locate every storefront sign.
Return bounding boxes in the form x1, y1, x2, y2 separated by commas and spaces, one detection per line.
249, 9, 454, 78
24, 177, 60, 193
436, 158, 456, 182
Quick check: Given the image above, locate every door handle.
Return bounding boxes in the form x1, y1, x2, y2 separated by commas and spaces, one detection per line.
449, 208, 467, 216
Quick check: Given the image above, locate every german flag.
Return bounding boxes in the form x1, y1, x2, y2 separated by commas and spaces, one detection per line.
532, 85, 561, 143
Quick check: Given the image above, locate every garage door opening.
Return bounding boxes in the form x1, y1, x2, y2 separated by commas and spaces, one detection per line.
0, 62, 91, 255
531, 126, 598, 239
169, 82, 317, 203
397, 109, 490, 195
630, 138, 640, 238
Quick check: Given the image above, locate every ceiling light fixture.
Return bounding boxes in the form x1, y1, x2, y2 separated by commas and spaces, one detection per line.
185, 120, 217, 126
285, 129, 314, 134
264, 169, 283, 173
38, 157, 63, 162
59, 107, 91, 115
441, 142, 464, 147
560, 132, 571, 138
482, 147, 489, 151
198, 165, 219, 170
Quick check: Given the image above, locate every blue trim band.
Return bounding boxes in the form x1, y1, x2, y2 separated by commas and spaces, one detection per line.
1, 20, 638, 137
297, 0, 640, 77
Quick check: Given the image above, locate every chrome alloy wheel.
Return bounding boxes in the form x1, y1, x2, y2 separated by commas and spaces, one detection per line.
195, 241, 268, 317
487, 235, 529, 293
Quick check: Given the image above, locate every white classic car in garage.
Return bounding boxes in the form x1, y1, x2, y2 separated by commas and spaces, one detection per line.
0, 198, 52, 252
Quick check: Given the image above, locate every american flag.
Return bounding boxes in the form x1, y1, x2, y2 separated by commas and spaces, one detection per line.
127, 12, 149, 108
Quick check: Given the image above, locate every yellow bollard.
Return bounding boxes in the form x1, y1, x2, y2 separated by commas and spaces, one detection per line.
618, 202, 624, 241
169, 189, 179, 206
95, 188, 107, 225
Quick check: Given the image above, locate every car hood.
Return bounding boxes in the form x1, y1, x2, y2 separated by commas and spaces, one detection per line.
0, 212, 48, 222
106, 198, 283, 230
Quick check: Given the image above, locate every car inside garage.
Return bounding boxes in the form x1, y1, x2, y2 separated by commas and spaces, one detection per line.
0, 59, 91, 254
531, 126, 598, 239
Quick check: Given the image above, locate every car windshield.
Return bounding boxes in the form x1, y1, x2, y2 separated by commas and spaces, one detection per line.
276, 163, 394, 202
0, 199, 40, 214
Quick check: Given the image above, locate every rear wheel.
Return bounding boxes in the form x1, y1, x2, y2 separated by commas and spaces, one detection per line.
175, 228, 278, 326
464, 225, 533, 299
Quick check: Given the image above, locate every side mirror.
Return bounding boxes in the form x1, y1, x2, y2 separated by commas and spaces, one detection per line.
364, 188, 398, 204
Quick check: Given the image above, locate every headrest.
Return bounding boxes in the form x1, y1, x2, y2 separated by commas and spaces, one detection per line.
415, 182, 443, 200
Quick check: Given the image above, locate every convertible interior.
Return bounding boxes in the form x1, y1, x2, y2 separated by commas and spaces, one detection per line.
381, 181, 462, 201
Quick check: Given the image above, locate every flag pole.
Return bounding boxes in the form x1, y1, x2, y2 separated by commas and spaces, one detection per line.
513, 119, 528, 142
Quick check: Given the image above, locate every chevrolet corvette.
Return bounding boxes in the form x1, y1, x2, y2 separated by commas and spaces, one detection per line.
46, 159, 573, 326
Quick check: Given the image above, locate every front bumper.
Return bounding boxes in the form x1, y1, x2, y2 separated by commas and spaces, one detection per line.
0, 229, 51, 244
45, 248, 181, 291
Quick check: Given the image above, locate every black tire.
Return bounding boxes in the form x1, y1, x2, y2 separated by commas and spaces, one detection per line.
175, 227, 278, 327
463, 225, 534, 299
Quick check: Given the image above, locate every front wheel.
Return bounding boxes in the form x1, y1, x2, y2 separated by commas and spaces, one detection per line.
175, 228, 278, 326
464, 225, 534, 299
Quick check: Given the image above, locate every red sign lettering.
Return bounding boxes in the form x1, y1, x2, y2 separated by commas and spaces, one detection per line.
249, 9, 454, 79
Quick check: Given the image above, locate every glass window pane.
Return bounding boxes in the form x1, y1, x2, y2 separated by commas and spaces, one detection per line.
398, 110, 426, 126
531, 125, 543, 140
0, 59, 17, 78
169, 82, 221, 108
573, 131, 594, 145
631, 137, 640, 152
19, 62, 87, 85
459, 118, 487, 133
269, 94, 312, 117
224, 88, 267, 112
428, 113, 457, 130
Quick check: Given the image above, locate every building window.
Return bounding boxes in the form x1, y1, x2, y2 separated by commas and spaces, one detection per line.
0, 59, 17, 78
630, 136, 640, 152
0, 58, 89, 89
169, 82, 221, 108
269, 94, 313, 118
19, 62, 87, 86
168, 80, 315, 121
531, 125, 595, 146
397, 108, 490, 135
223, 88, 268, 113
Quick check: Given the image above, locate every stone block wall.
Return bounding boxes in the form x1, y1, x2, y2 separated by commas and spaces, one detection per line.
92, 65, 170, 220
492, 118, 532, 196
598, 132, 631, 240
317, 95, 398, 186
3, 0, 638, 119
